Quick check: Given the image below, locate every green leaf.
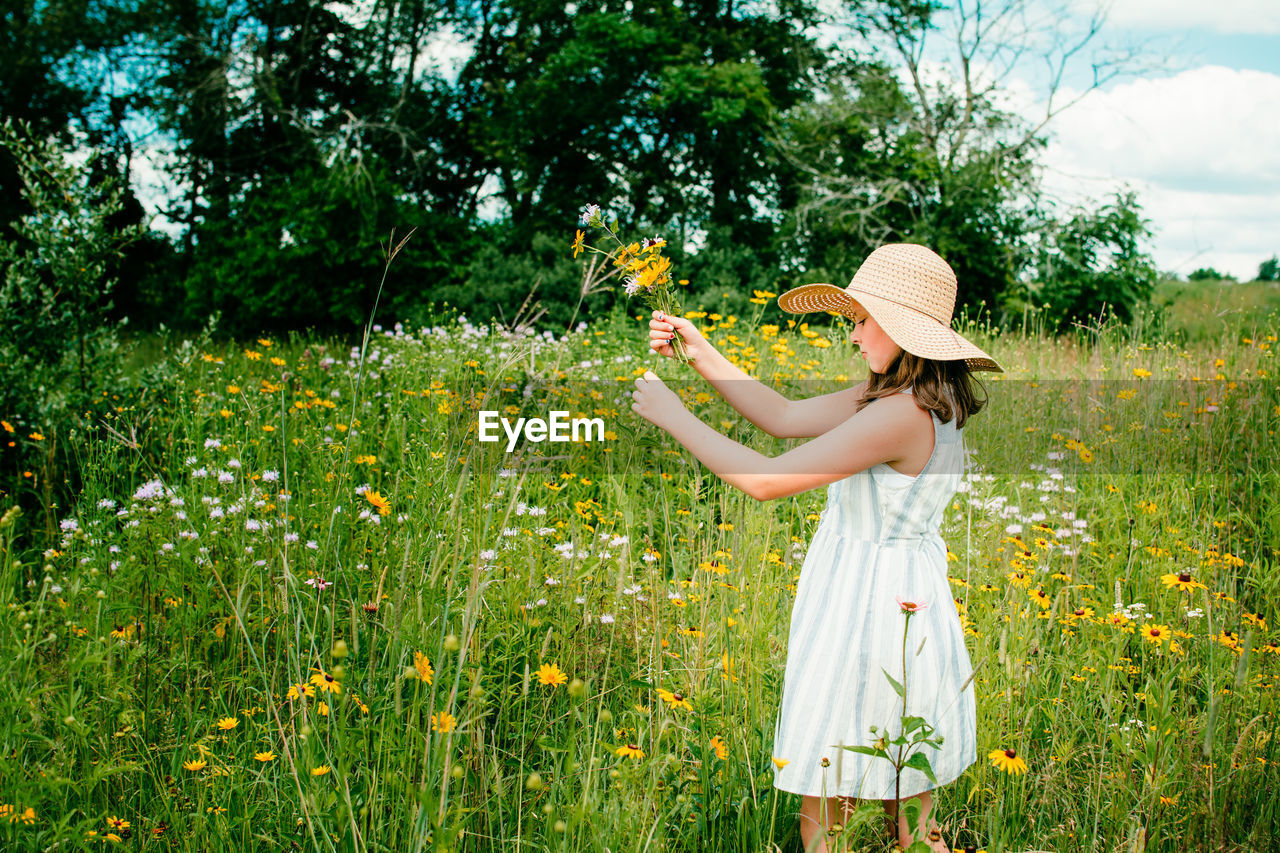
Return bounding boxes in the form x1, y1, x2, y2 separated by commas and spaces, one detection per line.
902, 751, 938, 784
901, 715, 928, 735
881, 667, 906, 698
841, 745, 887, 759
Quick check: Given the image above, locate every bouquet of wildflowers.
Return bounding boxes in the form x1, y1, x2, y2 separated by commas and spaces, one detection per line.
572, 203, 691, 364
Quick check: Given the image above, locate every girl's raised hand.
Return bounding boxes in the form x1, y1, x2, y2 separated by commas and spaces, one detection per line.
648, 311, 707, 360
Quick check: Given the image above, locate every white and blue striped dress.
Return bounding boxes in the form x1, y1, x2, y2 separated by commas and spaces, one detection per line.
772, 389, 977, 800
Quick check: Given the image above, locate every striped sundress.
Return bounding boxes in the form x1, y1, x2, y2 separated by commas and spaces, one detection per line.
771, 388, 977, 800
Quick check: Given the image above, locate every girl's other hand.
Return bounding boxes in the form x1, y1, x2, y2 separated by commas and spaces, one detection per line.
648, 311, 708, 360
631, 370, 685, 430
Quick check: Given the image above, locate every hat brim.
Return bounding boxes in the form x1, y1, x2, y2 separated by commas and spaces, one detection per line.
777, 283, 1003, 373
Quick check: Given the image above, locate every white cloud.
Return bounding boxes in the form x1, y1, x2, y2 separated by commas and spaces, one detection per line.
1089, 0, 1280, 34
1038, 65, 1280, 278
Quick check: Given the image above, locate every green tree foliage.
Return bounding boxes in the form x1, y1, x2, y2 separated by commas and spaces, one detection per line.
1, 0, 1160, 335
1259, 256, 1279, 282
773, 11, 1043, 311
0, 0, 144, 234
0, 121, 142, 426
1025, 190, 1158, 330
1189, 267, 1236, 282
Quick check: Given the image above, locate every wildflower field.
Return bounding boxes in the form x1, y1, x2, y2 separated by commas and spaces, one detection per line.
2, 286, 1279, 852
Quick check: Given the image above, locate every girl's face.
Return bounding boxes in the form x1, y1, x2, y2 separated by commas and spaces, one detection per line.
849, 312, 903, 374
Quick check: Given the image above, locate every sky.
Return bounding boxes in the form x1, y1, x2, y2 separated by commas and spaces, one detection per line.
1029, 0, 1280, 279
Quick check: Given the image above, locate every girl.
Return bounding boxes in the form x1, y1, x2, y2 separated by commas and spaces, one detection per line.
630, 243, 1001, 852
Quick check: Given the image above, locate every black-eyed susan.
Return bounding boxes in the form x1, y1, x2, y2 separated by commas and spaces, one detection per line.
537, 662, 568, 687
1028, 589, 1052, 609
615, 744, 644, 759
1141, 623, 1171, 645
106, 816, 130, 831
1160, 571, 1206, 593
310, 670, 342, 695
710, 735, 728, 760
431, 711, 456, 733
656, 688, 693, 711
988, 747, 1028, 775
286, 682, 316, 700
571, 230, 586, 258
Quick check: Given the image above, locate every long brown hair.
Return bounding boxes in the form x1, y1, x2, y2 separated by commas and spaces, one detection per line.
855, 352, 988, 428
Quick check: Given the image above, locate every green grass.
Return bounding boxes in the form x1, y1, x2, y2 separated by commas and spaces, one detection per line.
1, 295, 1278, 852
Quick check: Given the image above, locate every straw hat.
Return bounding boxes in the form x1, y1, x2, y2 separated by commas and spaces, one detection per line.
777, 243, 1002, 373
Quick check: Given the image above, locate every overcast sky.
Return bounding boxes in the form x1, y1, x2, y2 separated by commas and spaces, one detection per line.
1032, 0, 1280, 278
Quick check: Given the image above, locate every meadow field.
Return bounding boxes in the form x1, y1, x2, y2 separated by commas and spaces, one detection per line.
2, 281, 1279, 852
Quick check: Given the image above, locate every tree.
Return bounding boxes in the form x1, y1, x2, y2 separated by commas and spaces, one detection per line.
1256, 256, 1278, 282
774, 0, 1151, 317
1188, 267, 1235, 282
1027, 190, 1157, 330
0, 121, 143, 424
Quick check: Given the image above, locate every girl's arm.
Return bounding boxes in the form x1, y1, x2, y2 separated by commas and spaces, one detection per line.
648, 312, 866, 438
631, 371, 933, 501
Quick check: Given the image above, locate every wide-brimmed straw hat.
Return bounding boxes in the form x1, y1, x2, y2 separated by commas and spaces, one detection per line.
777, 243, 1003, 373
